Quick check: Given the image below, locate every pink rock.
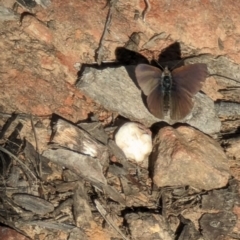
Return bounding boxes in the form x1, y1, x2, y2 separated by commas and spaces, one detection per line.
0, 226, 29, 240
152, 126, 230, 190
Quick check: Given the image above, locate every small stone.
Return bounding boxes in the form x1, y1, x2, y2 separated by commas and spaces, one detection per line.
152, 126, 230, 190
115, 122, 152, 167
125, 212, 174, 240
200, 211, 237, 240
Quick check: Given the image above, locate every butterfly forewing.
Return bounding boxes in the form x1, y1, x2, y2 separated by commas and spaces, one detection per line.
135, 64, 163, 95
171, 63, 207, 96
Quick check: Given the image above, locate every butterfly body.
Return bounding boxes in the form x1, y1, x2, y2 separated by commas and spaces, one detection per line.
135, 63, 208, 120
160, 67, 173, 116
161, 67, 172, 92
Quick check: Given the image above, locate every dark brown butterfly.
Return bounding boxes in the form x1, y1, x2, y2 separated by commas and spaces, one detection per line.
135, 63, 208, 120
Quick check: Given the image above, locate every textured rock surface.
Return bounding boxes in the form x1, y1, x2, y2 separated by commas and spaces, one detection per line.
200, 212, 237, 240
152, 126, 230, 190
1, 0, 240, 121
125, 212, 174, 240
0, 0, 240, 239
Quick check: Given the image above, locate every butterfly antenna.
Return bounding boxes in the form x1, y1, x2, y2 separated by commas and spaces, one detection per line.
169, 58, 186, 71
153, 59, 164, 70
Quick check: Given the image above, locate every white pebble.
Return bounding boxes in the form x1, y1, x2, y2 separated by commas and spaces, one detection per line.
115, 122, 152, 164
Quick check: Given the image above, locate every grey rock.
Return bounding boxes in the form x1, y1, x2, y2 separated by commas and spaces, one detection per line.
77, 65, 220, 135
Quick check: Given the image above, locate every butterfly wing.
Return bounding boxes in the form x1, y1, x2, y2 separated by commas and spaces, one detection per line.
147, 87, 164, 119
170, 63, 207, 120
171, 63, 208, 95
170, 87, 194, 120
135, 64, 162, 95
135, 64, 164, 119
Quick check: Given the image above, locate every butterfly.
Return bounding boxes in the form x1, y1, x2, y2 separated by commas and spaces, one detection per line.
135, 63, 208, 120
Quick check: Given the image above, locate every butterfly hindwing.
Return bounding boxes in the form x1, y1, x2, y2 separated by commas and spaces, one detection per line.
147, 86, 164, 119
170, 85, 194, 120
135, 64, 164, 118
170, 63, 207, 119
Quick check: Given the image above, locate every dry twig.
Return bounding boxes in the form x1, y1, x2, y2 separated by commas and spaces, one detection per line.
94, 199, 129, 240
0, 146, 37, 180
142, 0, 151, 22
95, 0, 118, 65
30, 115, 42, 178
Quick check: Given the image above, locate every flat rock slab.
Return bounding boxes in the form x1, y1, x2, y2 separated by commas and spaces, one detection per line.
125, 212, 174, 240
200, 211, 237, 240
151, 126, 230, 190
77, 65, 220, 135
12, 193, 54, 215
